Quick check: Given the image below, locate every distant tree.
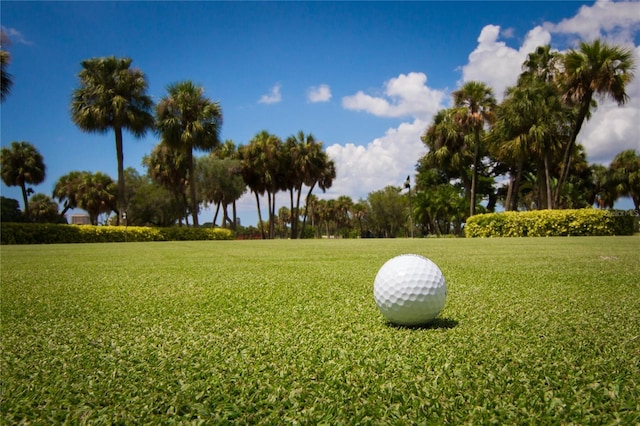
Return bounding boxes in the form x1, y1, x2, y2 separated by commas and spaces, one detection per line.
589, 164, 616, 209
213, 140, 244, 228
144, 143, 190, 225
197, 155, 246, 229
1, 31, 13, 103
124, 167, 182, 226
75, 172, 117, 225
0, 196, 24, 222
53, 171, 85, 216
239, 131, 285, 238
156, 80, 223, 226
556, 40, 636, 206
29, 193, 62, 223
70, 56, 154, 223
609, 150, 640, 210
367, 186, 407, 238
0, 141, 46, 220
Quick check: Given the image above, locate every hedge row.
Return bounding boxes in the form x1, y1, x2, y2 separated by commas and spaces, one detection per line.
464, 209, 637, 237
0, 223, 235, 244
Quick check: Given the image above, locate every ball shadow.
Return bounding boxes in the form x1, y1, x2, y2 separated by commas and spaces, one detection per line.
387, 317, 459, 330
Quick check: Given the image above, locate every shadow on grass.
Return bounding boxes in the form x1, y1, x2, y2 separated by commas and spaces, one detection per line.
387, 317, 459, 330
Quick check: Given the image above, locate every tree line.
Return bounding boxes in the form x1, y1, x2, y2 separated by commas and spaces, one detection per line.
1, 35, 638, 237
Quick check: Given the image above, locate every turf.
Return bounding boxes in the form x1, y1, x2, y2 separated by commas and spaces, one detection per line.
1, 237, 639, 424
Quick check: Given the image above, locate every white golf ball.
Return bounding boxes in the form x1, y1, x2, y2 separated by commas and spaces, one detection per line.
373, 254, 447, 326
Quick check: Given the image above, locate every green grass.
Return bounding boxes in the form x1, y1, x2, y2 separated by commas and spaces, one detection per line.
2, 238, 639, 424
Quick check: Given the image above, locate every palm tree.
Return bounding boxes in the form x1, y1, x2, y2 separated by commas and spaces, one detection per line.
556, 40, 636, 206
0, 141, 46, 219
70, 57, 154, 223
285, 131, 329, 238
156, 81, 223, 227
53, 171, 86, 216
452, 81, 496, 216
29, 193, 61, 223
1, 31, 13, 103
213, 140, 244, 228
76, 172, 117, 225
421, 108, 473, 198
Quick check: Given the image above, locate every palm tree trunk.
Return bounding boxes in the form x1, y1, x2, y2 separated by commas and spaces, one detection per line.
544, 152, 553, 209
188, 151, 199, 227
232, 200, 237, 231
289, 188, 297, 239
505, 173, 514, 212
254, 192, 266, 239
20, 182, 30, 220
212, 202, 221, 227
300, 182, 317, 238
511, 158, 524, 211
470, 127, 481, 216
114, 126, 125, 226
555, 95, 592, 207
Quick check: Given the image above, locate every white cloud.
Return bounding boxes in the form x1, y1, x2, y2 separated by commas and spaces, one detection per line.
231, 2, 640, 226
460, 24, 551, 100
1, 26, 33, 45
342, 72, 446, 120
325, 119, 428, 201
578, 44, 640, 164
544, 0, 640, 44
307, 84, 332, 102
258, 83, 282, 104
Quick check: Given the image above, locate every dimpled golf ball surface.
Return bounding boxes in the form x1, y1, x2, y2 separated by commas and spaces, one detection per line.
374, 254, 446, 326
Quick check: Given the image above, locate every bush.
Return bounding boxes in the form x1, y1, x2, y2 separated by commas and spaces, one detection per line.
465, 209, 635, 238
0, 223, 234, 244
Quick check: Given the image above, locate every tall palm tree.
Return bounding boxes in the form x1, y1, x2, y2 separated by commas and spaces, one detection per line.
556, 40, 635, 206
0, 141, 46, 219
71, 57, 154, 223
156, 81, 223, 226
452, 81, 497, 216
489, 55, 566, 210
1, 31, 13, 103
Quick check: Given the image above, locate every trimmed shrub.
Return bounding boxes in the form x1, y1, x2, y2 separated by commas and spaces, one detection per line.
0, 223, 234, 244
465, 209, 635, 238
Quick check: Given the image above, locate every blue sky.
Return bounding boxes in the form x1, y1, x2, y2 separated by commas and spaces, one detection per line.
2, 1, 639, 225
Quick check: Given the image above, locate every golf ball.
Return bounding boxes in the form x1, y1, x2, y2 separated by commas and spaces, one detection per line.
373, 254, 447, 326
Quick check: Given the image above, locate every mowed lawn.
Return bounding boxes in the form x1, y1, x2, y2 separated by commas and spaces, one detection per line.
1, 237, 639, 424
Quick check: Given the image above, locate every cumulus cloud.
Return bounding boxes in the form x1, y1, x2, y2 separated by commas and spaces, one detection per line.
324, 119, 429, 201
460, 24, 552, 100
342, 72, 446, 120
258, 83, 282, 104
307, 84, 332, 102
577, 44, 640, 164
544, 0, 640, 44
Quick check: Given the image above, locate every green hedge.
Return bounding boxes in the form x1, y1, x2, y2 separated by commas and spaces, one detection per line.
464, 209, 636, 238
0, 223, 234, 244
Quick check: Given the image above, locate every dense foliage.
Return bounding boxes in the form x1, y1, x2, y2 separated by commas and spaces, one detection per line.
464, 209, 636, 237
0, 223, 233, 244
